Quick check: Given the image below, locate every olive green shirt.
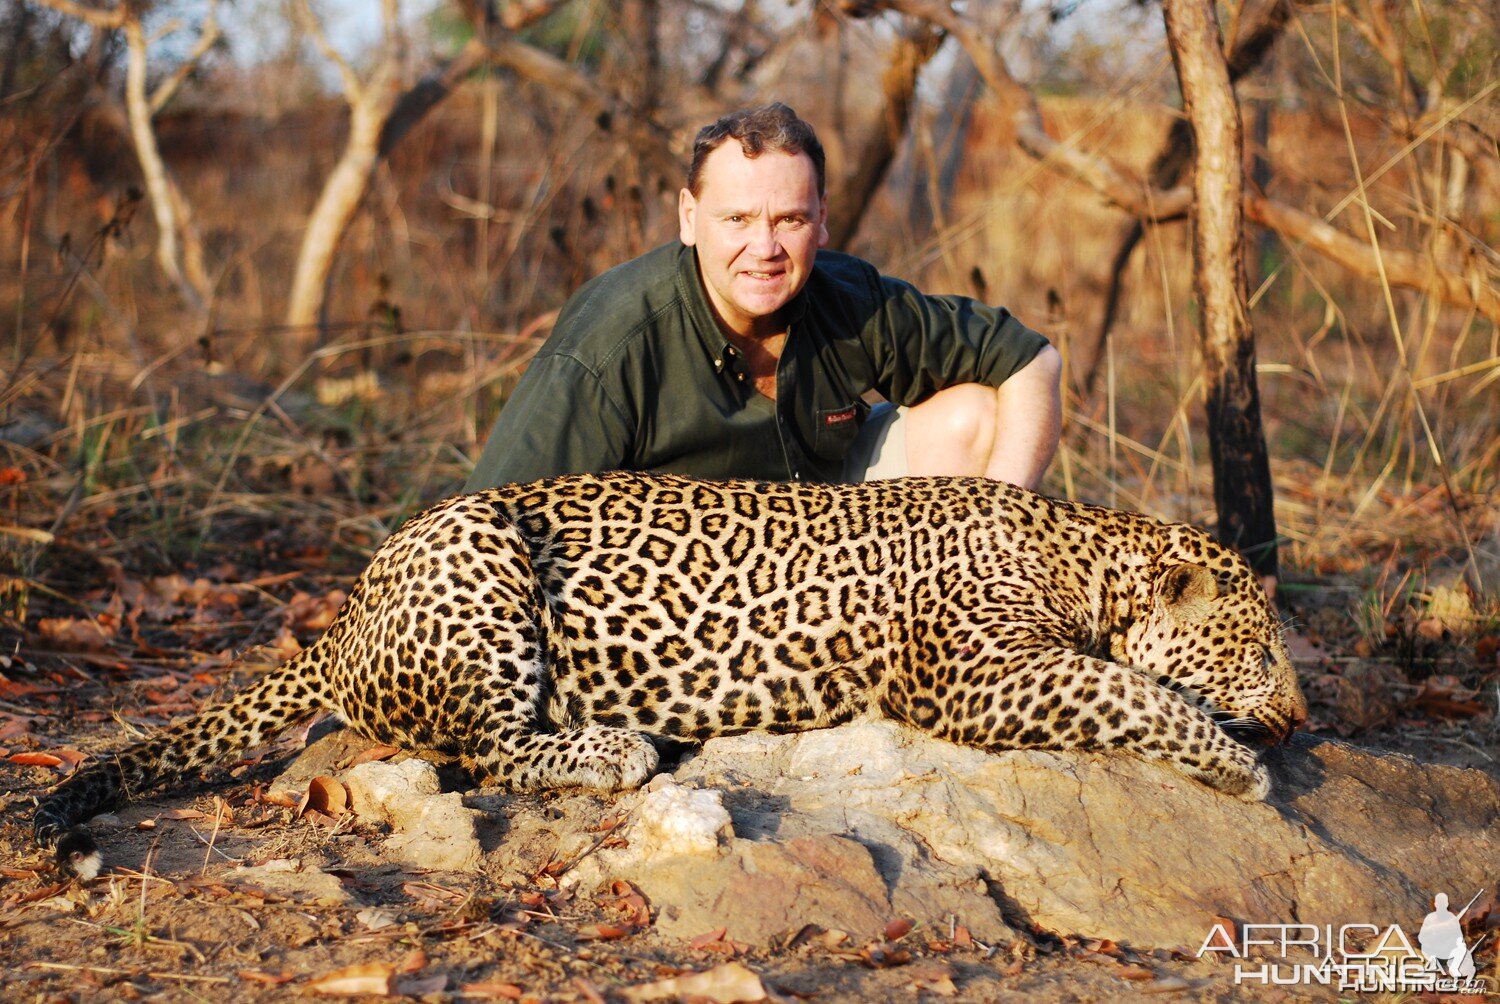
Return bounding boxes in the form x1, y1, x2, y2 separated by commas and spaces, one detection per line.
466, 242, 1049, 489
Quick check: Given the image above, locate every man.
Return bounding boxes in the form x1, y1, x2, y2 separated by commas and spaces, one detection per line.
466, 103, 1061, 492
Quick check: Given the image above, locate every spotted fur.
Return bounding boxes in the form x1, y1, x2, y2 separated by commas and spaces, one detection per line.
35, 473, 1306, 877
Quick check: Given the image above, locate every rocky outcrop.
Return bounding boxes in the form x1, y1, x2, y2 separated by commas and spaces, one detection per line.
582, 722, 1498, 949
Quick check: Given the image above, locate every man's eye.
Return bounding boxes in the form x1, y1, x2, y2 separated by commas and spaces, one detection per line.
779, 217, 806, 230
726, 215, 745, 224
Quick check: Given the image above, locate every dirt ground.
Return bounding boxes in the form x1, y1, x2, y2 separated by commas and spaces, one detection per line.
1, 541, 1496, 1003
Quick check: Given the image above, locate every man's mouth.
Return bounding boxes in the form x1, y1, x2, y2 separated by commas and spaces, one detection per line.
742, 270, 782, 281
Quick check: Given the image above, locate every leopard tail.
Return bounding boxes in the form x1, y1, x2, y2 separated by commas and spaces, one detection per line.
34, 640, 335, 879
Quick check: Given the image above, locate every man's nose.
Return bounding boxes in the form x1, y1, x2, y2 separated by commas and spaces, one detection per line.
747, 222, 780, 258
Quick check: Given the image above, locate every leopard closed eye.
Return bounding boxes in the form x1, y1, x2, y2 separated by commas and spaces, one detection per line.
34, 472, 1307, 879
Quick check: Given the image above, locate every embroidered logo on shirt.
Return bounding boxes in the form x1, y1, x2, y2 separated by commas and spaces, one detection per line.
823, 405, 857, 427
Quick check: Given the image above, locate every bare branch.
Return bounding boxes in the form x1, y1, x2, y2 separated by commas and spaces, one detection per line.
879, 0, 1498, 325
1247, 195, 1500, 323
29, 0, 125, 30
149, 0, 222, 114
296, 0, 365, 101
827, 19, 946, 247
484, 35, 682, 183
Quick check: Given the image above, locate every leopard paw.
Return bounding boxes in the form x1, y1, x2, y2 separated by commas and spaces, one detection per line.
1208, 757, 1271, 801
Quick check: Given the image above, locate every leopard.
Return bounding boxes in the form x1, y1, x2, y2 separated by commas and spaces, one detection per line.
34, 472, 1306, 879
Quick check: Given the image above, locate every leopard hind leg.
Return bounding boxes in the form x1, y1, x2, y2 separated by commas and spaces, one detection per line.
441, 645, 659, 792
34, 640, 337, 878
389, 517, 658, 794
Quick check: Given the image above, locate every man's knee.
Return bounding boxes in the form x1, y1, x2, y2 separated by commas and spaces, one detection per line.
907, 383, 997, 459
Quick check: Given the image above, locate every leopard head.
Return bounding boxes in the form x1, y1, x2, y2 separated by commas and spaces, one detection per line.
1123, 541, 1307, 746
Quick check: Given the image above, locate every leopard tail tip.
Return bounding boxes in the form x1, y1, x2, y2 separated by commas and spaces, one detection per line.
55, 827, 103, 881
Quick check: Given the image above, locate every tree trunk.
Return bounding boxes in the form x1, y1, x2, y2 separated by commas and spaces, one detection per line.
285, 90, 392, 338
123, 20, 206, 313
1161, 0, 1278, 576
825, 24, 944, 249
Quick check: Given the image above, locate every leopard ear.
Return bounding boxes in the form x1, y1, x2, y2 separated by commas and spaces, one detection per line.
1157, 563, 1218, 610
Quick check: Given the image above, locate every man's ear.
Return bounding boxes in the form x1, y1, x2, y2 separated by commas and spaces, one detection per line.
817, 199, 829, 247
1157, 563, 1218, 617
679, 188, 698, 246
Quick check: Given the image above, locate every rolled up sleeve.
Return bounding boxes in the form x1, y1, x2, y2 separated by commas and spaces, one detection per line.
865, 275, 1050, 407
464, 353, 635, 491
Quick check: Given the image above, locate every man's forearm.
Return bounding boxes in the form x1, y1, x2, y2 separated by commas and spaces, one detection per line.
984, 345, 1062, 490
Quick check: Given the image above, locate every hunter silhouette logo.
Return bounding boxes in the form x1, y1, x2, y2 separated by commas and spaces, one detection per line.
1419, 891, 1481, 980
1197, 889, 1490, 994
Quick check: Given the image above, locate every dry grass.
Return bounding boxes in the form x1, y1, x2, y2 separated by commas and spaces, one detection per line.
1, 61, 1496, 602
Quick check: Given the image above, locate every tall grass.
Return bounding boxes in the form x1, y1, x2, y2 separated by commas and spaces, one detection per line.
1, 72, 1495, 596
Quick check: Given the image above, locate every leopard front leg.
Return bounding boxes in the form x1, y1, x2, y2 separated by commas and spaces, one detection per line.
884, 646, 1270, 800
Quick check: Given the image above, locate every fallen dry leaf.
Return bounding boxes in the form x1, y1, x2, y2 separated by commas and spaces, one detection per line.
396, 948, 427, 974
304, 775, 349, 816
0, 677, 43, 700
284, 590, 348, 633
884, 917, 914, 941
1117, 964, 1157, 980
691, 927, 729, 949
909, 961, 958, 996
458, 981, 523, 1000
238, 970, 296, 986
258, 788, 301, 808
1084, 937, 1122, 958
7, 881, 69, 905
49, 748, 89, 770
36, 617, 115, 651
357, 907, 400, 932
347, 744, 401, 767
622, 961, 769, 1002
861, 942, 911, 969
1409, 677, 1488, 719
8, 751, 62, 768
305, 962, 396, 996
575, 923, 633, 941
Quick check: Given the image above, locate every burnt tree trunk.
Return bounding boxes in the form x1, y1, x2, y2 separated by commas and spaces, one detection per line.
825, 22, 944, 249
1161, 0, 1278, 577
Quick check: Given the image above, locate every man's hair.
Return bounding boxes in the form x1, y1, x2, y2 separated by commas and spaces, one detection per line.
687, 103, 826, 197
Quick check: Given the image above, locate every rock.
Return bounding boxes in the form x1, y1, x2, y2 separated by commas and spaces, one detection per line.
631, 775, 735, 855
268, 725, 372, 799
232, 858, 352, 905
658, 721, 1499, 950
344, 759, 483, 873
568, 774, 1009, 945
562, 777, 729, 886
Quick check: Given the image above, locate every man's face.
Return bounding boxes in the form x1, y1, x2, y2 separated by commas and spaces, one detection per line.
679, 143, 828, 339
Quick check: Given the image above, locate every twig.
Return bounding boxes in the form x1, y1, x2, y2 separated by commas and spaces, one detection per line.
27, 961, 230, 984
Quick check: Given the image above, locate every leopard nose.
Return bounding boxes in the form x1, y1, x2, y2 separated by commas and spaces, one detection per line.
1274, 706, 1307, 744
